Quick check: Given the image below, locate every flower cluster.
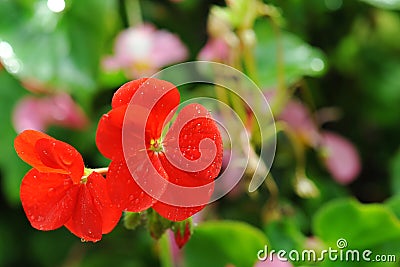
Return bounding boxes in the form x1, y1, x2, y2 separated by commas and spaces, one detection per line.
15, 78, 223, 244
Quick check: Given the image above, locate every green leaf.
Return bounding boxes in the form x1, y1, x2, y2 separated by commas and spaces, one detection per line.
390, 149, 400, 195
264, 219, 306, 252
254, 19, 327, 88
385, 195, 400, 219
183, 221, 268, 267
360, 0, 400, 10
0, 0, 118, 94
313, 198, 400, 249
0, 71, 30, 205
314, 199, 400, 266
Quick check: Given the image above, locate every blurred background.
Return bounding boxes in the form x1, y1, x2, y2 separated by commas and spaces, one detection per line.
1, 0, 400, 266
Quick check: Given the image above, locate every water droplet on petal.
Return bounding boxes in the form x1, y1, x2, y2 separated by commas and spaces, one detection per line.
48, 187, 55, 196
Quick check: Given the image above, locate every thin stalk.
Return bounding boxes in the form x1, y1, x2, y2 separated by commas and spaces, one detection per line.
125, 0, 143, 26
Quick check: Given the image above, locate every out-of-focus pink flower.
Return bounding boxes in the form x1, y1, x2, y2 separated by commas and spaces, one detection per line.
279, 100, 320, 147
198, 38, 230, 62
13, 93, 88, 133
320, 131, 361, 184
254, 257, 294, 267
103, 24, 188, 78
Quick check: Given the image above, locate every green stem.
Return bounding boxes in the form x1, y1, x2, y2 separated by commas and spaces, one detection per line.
125, 0, 143, 27
274, 122, 305, 169
270, 17, 287, 116
90, 167, 109, 175
238, 29, 259, 86
159, 233, 175, 267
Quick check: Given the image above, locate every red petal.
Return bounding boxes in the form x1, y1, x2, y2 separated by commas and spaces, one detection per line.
153, 104, 223, 221
96, 106, 126, 159
162, 103, 223, 185
153, 200, 209, 222
20, 169, 79, 231
111, 78, 149, 109
15, 130, 66, 174
144, 79, 180, 140
15, 130, 84, 183
106, 158, 155, 212
64, 185, 103, 242
35, 138, 84, 184
98, 78, 180, 159
85, 172, 122, 234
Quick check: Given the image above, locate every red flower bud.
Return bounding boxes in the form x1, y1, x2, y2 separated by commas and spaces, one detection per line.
173, 220, 192, 249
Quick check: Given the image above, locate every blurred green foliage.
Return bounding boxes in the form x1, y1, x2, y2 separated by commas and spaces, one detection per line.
0, 0, 400, 266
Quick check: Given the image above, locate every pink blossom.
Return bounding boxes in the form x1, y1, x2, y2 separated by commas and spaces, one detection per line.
320, 131, 361, 184
103, 24, 188, 78
13, 93, 88, 133
198, 38, 230, 62
279, 100, 320, 147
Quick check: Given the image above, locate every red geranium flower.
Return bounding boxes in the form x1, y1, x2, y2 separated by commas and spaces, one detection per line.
96, 78, 223, 221
15, 130, 122, 242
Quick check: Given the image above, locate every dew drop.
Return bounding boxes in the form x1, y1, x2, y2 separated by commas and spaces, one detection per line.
48, 187, 55, 195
